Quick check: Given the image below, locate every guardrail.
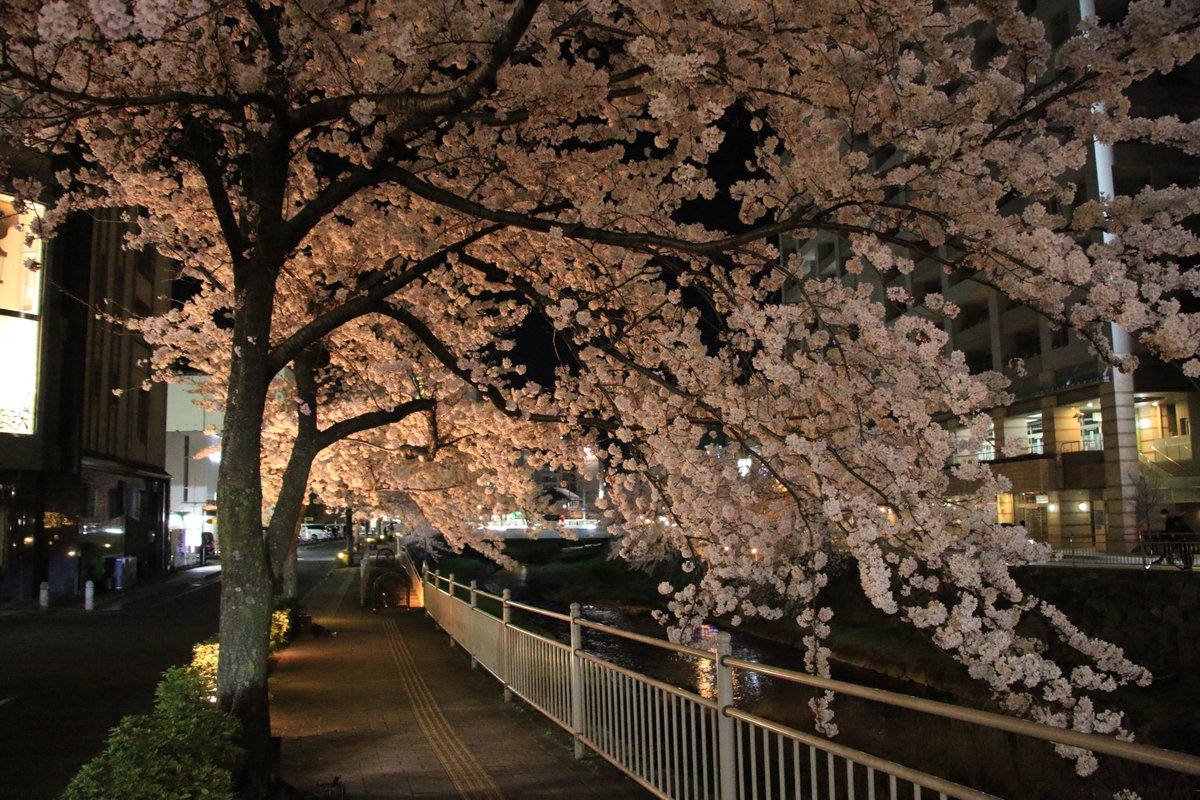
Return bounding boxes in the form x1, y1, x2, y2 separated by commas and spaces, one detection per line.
1034, 534, 1199, 570
421, 569, 1200, 800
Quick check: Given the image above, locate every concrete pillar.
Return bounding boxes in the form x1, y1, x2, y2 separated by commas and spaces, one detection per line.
1100, 370, 1141, 552
991, 409, 1007, 456
1037, 398, 1059, 471
1188, 394, 1200, 463
987, 292, 1004, 372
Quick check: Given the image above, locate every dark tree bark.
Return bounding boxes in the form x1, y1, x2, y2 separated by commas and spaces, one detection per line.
215, 264, 279, 799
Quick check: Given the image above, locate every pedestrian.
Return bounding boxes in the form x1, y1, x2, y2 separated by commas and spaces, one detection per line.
1165, 512, 1194, 569
1146, 509, 1170, 566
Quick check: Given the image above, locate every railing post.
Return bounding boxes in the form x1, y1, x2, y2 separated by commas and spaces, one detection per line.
716, 632, 736, 800
359, 549, 368, 608
426, 568, 437, 620
447, 574, 456, 648
570, 602, 584, 759
501, 589, 512, 702
469, 580, 480, 670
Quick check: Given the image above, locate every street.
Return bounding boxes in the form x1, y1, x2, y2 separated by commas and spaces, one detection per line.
0, 540, 340, 800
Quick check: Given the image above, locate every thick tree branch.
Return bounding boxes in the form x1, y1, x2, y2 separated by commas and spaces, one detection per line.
181, 117, 250, 265
0, 57, 244, 114
315, 397, 436, 451
289, 0, 544, 132
382, 163, 811, 256
267, 223, 505, 372
264, 346, 323, 581
372, 303, 614, 431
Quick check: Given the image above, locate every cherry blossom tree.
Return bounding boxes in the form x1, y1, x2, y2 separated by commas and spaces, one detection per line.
4, 0, 1200, 792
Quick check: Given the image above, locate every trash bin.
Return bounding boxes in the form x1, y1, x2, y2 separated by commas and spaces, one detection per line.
111, 556, 139, 590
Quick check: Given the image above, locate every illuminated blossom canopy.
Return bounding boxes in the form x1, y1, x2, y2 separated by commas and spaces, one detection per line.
4, 0, 1199, 775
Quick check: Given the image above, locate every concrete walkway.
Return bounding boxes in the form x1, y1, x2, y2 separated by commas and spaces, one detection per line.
270, 567, 652, 799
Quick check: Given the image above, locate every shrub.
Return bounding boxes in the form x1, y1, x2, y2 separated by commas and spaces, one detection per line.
61, 653, 241, 800
190, 641, 219, 695
61, 601, 303, 800
271, 596, 303, 651
270, 608, 291, 653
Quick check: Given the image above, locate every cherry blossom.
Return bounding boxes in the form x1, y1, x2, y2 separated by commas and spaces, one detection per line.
4, 1, 1199, 790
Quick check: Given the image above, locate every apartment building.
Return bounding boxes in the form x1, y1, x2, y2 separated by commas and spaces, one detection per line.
780, 0, 1200, 553
0, 190, 172, 604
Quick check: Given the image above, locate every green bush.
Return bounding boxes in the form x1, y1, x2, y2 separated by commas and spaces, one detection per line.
270, 608, 292, 653
190, 641, 219, 689
61, 656, 241, 800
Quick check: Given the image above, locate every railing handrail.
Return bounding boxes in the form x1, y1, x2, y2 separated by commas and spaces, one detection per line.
578, 649, 717, 708
723, 656, 1200, 777
510, 623, 571, 651
426, 570, 721, 657
507, 598, 573, 622
575, 615, 717, 661
471, 586, 505, 603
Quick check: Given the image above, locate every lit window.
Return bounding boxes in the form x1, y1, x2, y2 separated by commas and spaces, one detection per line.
0, 193, 45, 436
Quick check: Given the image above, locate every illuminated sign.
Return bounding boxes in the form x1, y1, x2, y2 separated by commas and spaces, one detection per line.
0, 193, 44, 435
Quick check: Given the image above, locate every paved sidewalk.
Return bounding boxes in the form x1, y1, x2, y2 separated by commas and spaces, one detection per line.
270, 567, 652, 799
0, 563, 222, 618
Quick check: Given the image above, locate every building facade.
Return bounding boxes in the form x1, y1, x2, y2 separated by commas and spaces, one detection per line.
165, 380, 223, 565
780, 0, 1200, 553
0, 196, 172, 605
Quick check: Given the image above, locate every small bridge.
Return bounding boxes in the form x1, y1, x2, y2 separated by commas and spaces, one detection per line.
358, 545, 424, 611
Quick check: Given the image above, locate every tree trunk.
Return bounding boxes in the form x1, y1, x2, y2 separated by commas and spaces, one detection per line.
268, 350, 324, 597
217, 408, 276, 798
215, 265, 278, 799
281, 526, 300, 600
266, 438, 319, 593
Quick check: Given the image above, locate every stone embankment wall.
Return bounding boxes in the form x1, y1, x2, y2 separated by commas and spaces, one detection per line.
1014, 566, 1199, 676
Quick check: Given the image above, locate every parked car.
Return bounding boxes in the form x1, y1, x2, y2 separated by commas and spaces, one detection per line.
300, 523, 331, 542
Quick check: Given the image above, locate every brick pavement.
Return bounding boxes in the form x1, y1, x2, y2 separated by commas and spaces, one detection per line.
270, 567, 652, 799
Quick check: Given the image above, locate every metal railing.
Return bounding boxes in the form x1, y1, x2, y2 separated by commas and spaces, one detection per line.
421, 569, 1200, 800
1034, 534, 1200, 570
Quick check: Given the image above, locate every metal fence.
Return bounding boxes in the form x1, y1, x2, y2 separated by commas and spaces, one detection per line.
422, 569, 1200, 800
1035, 534, 1200, 570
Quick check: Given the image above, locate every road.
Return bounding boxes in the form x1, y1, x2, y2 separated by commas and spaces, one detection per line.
0, 540, 341, 800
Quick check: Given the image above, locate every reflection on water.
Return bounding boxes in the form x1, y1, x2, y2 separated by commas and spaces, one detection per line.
573, 605, 802, 706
